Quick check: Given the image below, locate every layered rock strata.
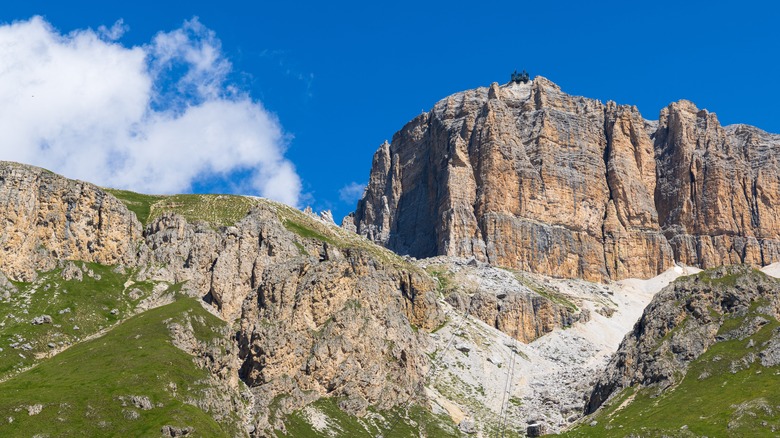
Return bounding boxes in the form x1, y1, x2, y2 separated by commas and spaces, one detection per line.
425, 257, 586, 343
237, 250, 442, 431
352, 78, 780, 280
655, 101, 780, 268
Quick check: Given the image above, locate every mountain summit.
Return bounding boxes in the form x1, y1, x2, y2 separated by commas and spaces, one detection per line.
349, 77, 780, 281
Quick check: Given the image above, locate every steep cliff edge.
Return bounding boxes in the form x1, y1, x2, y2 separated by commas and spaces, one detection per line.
655, 101, 780, 268
352, 78, 780, 280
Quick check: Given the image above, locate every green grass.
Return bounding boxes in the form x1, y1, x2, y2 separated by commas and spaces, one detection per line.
275, 397, 462, 438
282, 220, 336, 245
431, 372, 524, 438
560, 304, 780, 437
105, 189, 258, 228
271, 202, 424, 274
149, 194, 258, 228
509, 270, 578, 312
684, 266, 767, 288
106, 187, 423, 276
426, 267, 457, 296
0, 296, 241, 437
0, 263, 155, 380
104, 189, 164, 227
430, 320, 448, 334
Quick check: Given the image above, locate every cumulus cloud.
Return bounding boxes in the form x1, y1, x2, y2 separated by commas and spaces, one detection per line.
338, 182, 366, 204
0, 16, 301, 206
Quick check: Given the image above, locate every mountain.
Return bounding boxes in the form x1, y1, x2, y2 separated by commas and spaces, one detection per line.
3, 75, 780, 438
562, 265, 780, 437
349, 77, 780, 282
0, 162, 449, 436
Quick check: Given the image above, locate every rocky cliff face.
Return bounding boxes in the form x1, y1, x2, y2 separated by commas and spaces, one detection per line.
0, 162, 141, 281
352, 78, 780, 280
655, 101, 780, 268
586, 265, 780, 414
424, 257, 587, 344
237, 250, 442, 431
137, 208, 301, 321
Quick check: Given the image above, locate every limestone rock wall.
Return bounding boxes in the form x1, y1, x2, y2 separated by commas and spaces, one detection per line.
0, 162, 142, 281
353, 78, 780, 280
654, 101, 780, 268
137, 208, 301, 321
459, 290, 585, 344
236, 250, 443, 431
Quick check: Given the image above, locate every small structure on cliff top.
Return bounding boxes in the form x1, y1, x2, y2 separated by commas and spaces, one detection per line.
511, 69, 530, 84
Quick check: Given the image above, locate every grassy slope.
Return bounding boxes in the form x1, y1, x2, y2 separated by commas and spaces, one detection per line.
105, 189, 256, 228
561, 301, 780, 438
99, 189, 447, 435
0, 296, 238, 437
276, 397, 462, 438
0, 263, 154, 380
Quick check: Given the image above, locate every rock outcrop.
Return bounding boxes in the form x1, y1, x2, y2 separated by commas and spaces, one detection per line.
0, 162, 141, 281
237, 250, 443, 431
351, 78, 780, 280
137, 208, 301, 321
425, 257, 587, 343
586, 265, 780, 414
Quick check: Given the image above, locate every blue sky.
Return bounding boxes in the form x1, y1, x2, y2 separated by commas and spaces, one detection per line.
1, 1, 778, 221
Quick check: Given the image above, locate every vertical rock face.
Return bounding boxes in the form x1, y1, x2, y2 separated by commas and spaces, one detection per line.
0, 162, 142, 281
654, 101, 780, 268
137, 209, 302, 321
352, 78, 780, 280
237, 251, 443, 431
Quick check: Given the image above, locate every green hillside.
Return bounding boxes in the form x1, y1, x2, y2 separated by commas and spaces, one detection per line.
0, 294, 244, 437
561, 285, 780, 437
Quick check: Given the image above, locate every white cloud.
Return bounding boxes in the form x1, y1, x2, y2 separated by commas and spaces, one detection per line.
338, 182, 366, 204
97, 19, 128, 41
0, 16, 301, 206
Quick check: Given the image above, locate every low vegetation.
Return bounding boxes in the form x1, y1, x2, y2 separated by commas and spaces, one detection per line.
271, 202, 423, 274
106, 189, 258, 228
0, 294, 242, 437
426, 266, 457, 296
107, 187, 422, 275
103, 189, 164, 227
0, 263, 155, 380
509, 270, 578, 311
275, 397, 461, 438
561, 297, 780, 437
